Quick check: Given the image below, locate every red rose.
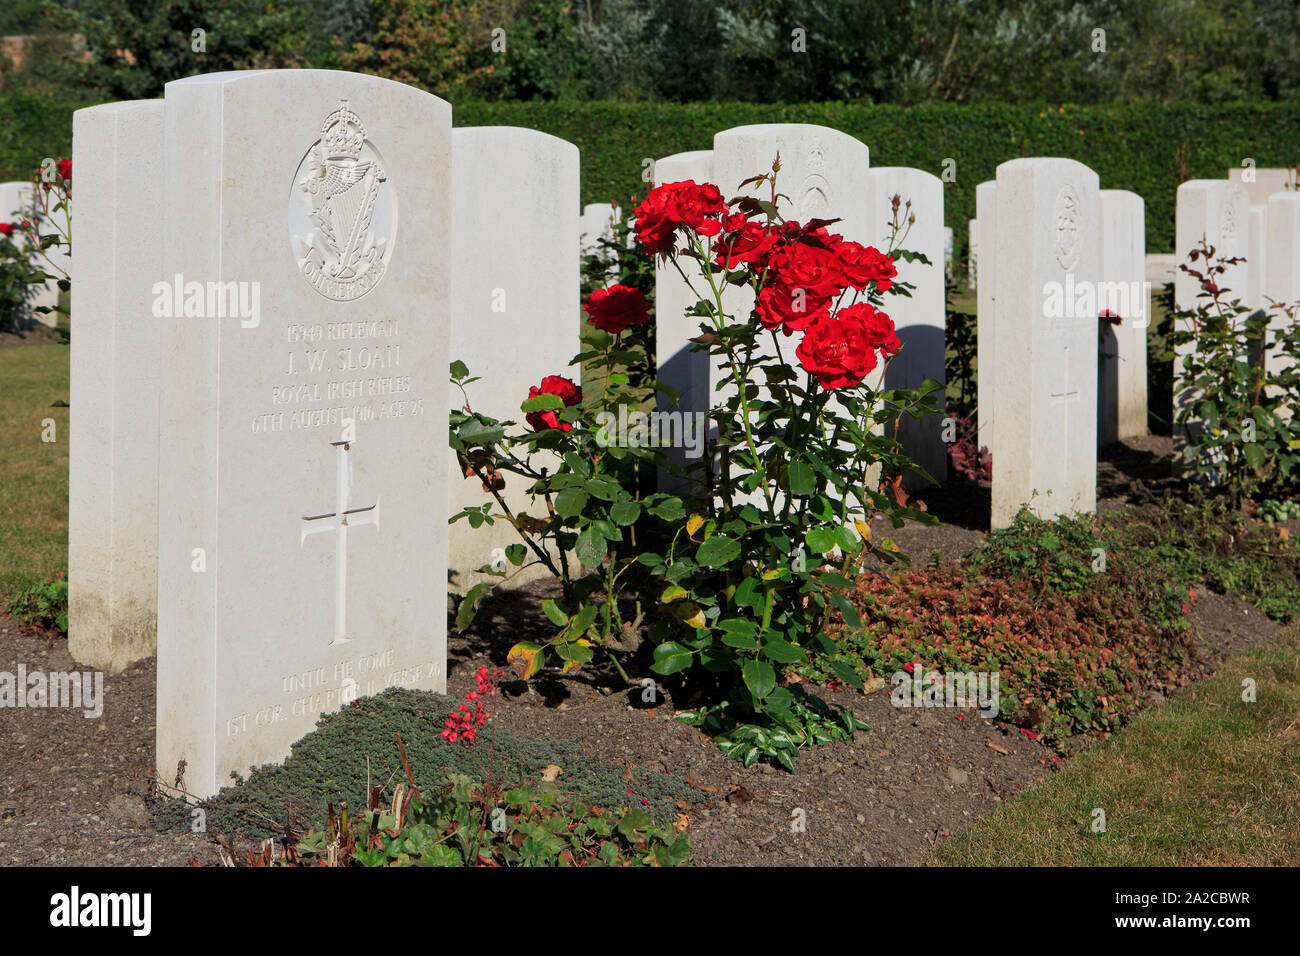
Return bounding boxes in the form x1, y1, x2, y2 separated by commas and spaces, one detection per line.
713, 219, 779, 269
836, 242, 896, 292
795, 312, 879, 390
841, 302, 901, 356
0, 223, 13, 237
767, 241, 845, 300
754, 282, 831, 335
666, 180, 726, 236
584, 284, 650, 334
57, 159, 71, 182
525, 375, 582, 432
632, 180, 727, 253
632, 187, 678, 254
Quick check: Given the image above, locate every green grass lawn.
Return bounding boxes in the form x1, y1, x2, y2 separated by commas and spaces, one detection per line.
0, 342, 70, 602
934, 623, 1300, 866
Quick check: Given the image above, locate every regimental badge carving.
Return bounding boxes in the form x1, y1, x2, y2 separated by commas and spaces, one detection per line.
1054, 184, 1081, 272
1221, 184, 1246, 241
289, 99, 395, 301
798, 140, 832, 222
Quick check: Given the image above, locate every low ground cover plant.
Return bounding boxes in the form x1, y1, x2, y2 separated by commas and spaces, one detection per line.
248, 671, 691, 867
809, 511, 1198, 743
1105, 493, 1300, 623
8, 569, 68, 635
155, 686, 699, 844
809, 494, 1299, 746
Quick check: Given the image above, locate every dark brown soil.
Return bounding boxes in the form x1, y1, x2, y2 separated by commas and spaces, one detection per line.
0, 614, 219, 866
0, 434, 1288, 867
0, 327, 63, 349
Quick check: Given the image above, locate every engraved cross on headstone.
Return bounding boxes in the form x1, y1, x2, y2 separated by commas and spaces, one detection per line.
1049, 345, 1081, 486
301, 439, 380, 646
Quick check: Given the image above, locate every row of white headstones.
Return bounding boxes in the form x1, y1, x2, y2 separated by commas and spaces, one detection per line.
61, 69, 1299, 798
0, 179, 70, 323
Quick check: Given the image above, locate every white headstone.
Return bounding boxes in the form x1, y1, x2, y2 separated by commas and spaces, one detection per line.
1228, 166, 1295, 207
712, 124, 871, 238
1245, 204, 1269, 316
67, 100, 165, 673
1097, 189, 1147, 445
974, 180, 997, 460
448, 126, 579, 593
652, 149, 714, 492
155, 71, 450, 799
579, 201, 620, 263
990, 158, 1100, 529
868, 166, 946, 485
1264, 191, 1300, 382
1174, 180, 1250, 438
0, 181, 27, 220
1145, 253, 1177, 286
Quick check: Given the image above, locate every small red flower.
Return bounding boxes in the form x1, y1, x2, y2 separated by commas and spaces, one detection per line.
0, 223, 13, 238
524, 375, 582, 432
57, 159, 71, 182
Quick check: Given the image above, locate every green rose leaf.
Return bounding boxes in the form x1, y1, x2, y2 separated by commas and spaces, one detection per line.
651, 641, 695, 675
696, 534, 742, 568
742, 659, 776, 700
610, 500, 642, 526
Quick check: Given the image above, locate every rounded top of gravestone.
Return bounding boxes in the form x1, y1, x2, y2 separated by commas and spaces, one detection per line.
451, 125, 579, 160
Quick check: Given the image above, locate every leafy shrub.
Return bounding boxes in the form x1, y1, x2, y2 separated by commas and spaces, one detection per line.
0, 230, 34, 333
8, 571, 68, 634
1167, 239, 1300, 503
452, 165, 940, 768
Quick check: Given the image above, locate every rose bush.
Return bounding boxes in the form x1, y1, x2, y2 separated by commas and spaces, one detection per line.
1168, 238, 1300, 503
451, 159, 942, 768
0, 156, 72, 329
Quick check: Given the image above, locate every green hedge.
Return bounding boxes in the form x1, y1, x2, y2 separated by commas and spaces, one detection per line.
457, 100, 1300, 255
0, 93, 81, 186
7, 93, 1298, 254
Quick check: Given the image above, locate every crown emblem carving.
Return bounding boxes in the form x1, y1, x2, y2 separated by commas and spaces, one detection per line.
290, 97, 393, 301
321, 99, 366, 161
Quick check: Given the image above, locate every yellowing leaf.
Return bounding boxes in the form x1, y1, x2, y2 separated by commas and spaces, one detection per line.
507, 641, 544, 680
855, 518, 872, 544
660, 585, 690, 604
672, 601, 707, 629
514, 514, 552, 534
686, 514, 706, 538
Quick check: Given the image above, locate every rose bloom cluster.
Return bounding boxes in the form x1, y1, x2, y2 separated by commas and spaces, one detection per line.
441, 665, 499, 743
634, 179, 901, 390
